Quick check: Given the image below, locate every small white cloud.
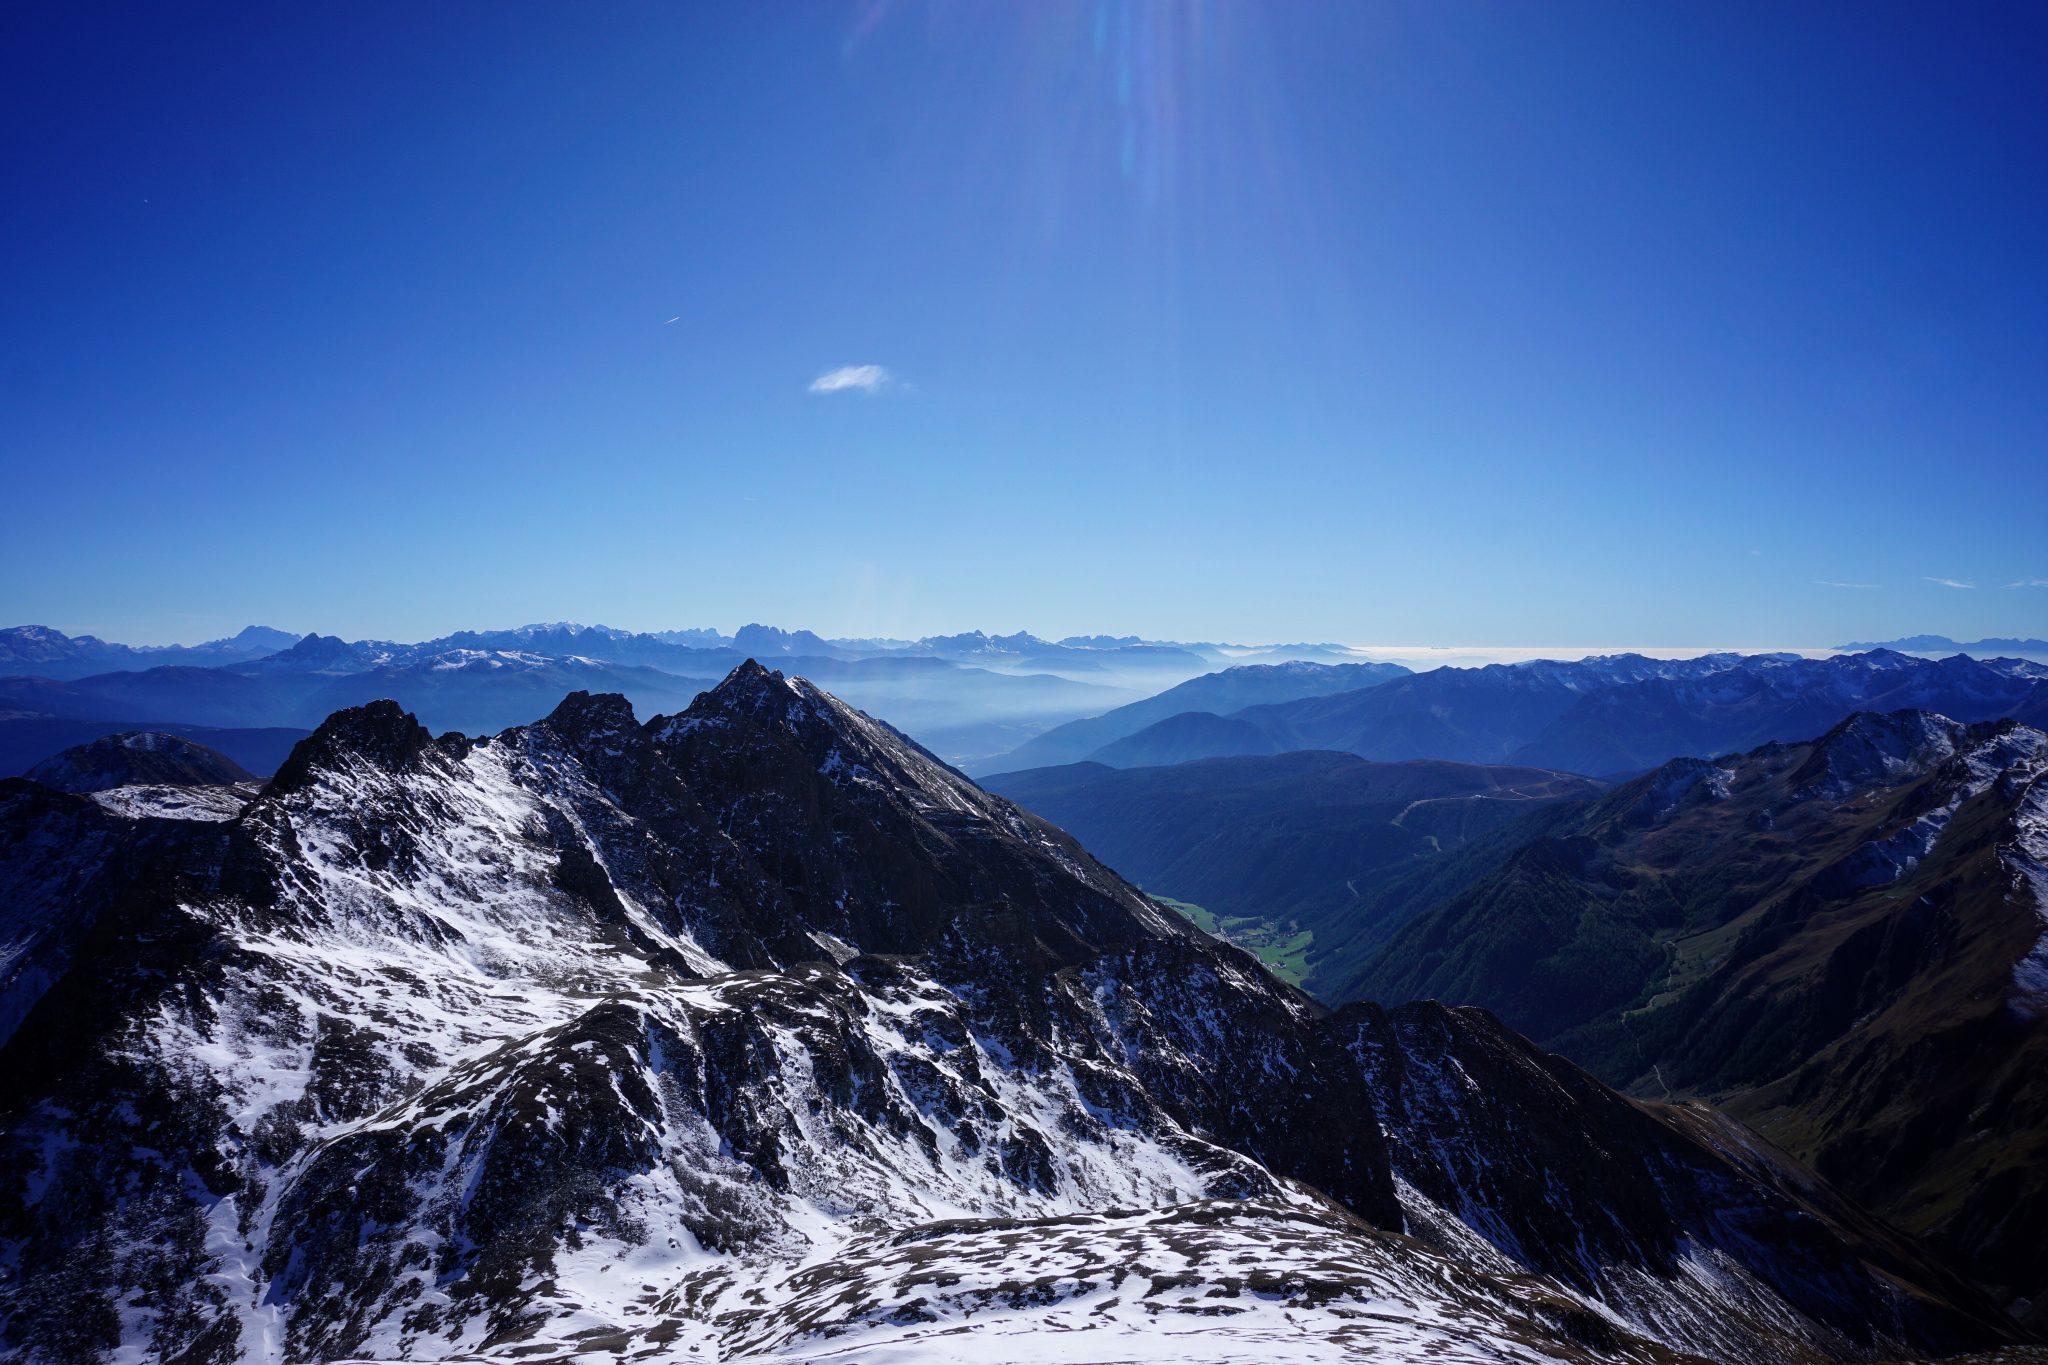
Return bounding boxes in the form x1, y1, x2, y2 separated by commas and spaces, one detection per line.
1923, 576, 1975, 589
1817, 580, 1880, 589
2006, 578, 2048, 588
809, 364, 892, 395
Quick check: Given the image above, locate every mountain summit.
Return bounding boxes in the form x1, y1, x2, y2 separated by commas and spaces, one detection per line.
0, 670, 2021, 1361
25, 730, 255, 791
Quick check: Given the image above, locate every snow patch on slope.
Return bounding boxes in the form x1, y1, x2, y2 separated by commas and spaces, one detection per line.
359, 1202, 1671, 1365
2006, 774, 2048, 1014
89, 783, 255, 822
1834, 726, 2048, 889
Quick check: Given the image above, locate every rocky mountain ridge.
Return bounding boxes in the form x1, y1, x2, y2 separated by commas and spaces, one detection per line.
1340, 707, 2048, 1322
0, 666, 2023, 1361
22, 730, 262, 823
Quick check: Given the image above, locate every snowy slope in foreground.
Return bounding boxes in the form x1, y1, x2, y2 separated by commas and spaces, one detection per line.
362, 1202, 1685, 1364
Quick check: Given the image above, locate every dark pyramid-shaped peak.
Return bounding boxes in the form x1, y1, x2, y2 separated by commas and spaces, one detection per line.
718, 656, 784, 690
276, 633, 363, 665
678, 659, 816, 727
650, 665, 1184, 965
268, 699, 435, 793
668, 659, 970, 803
223, 624, 301, 651
541, 689, 641, 743
663, 662, 927, 797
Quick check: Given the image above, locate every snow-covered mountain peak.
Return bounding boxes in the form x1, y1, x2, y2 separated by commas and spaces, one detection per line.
0, 680, 2028, 1362
657, 660, 972, 806
644, 664, 1185, 966
1795, 709, 1968, 798
1813, 716, 2047, 894
266, 697, 437, 794
1612, 754, 1737, 827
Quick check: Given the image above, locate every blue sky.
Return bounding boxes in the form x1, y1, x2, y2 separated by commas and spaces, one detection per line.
3, 1, 2044, 647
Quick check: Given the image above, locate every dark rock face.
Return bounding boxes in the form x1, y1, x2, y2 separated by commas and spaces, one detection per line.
0, 666, 2024, 1361
0, 781, 175, 1050
25, 730, 257, 792
264, 697, 436, 794
649, 663, 1185, 967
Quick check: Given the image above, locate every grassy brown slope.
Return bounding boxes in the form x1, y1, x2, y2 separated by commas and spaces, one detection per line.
1343, 717, 2048, 1323
1343, 741, 1915, 1047
1702, 783, 2048, 1316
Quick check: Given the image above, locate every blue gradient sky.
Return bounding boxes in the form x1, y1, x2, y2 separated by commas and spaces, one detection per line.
3, 2, 2044, 647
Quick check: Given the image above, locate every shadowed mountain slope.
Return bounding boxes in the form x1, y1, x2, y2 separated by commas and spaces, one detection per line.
982, 659, 1410, 774
25, 730, 254, 791
985, 751, 1604, 995
1340, 709, 2048, 1324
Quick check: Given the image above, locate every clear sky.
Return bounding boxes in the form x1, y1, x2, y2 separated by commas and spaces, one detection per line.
4, 1, 2044, 647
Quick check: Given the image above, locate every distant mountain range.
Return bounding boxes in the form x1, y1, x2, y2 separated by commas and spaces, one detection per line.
0, 624, 301, 679
0, 645, 1134, 772
1061, 650, 2048, 777
1839, 634, 2048, 656
975, 659, 1413, 773
14, 622, 2048, 789
0, 622, 1360, 683
0, 623, 1398, 777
